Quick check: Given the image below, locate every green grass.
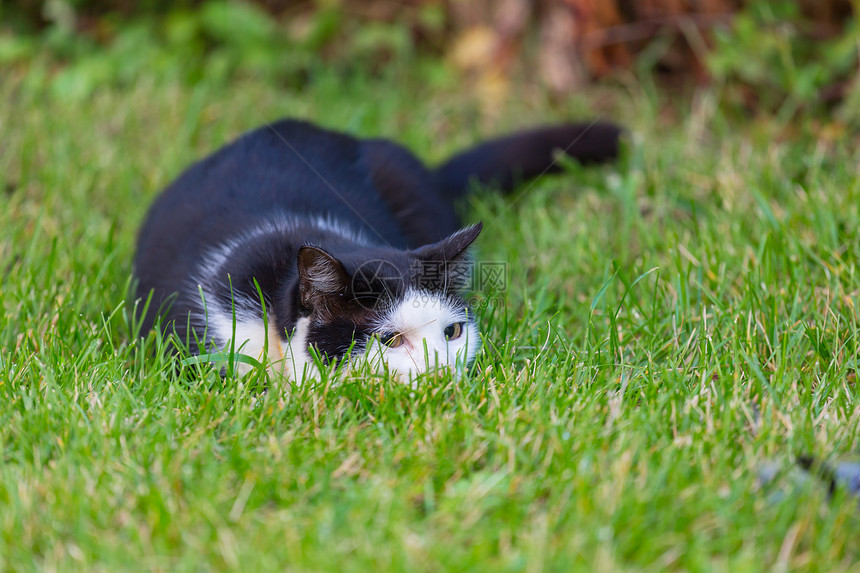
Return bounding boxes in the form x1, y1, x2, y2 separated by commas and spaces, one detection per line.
1, 56, 859, 572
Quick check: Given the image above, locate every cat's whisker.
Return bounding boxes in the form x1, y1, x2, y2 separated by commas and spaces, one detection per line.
401, 344, 422, 375
397, 317, 439, 337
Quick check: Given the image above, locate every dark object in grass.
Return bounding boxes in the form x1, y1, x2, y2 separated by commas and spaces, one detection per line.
133, 118, 622, 382
758, 455, 860, 503
796, 455, 860, 498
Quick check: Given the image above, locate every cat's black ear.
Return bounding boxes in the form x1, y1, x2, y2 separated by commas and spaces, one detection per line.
297, 246, 351, 314
414, 222, 483, 263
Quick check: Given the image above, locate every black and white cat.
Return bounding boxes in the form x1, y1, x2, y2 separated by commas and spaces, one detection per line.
134, 119, 621, 383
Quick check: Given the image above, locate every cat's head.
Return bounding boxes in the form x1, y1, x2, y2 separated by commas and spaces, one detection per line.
290, 223, 483, 384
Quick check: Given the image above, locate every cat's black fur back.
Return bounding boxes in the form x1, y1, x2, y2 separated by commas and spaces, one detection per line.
134, 119, 621, 368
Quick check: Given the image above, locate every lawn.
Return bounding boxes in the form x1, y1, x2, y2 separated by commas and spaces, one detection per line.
1, 54, 859, 571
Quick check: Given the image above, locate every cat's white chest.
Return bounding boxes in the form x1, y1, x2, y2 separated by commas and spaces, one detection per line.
209, 310, 316, 380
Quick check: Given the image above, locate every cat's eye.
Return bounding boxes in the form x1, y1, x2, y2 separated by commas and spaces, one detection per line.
380, 332, 403, 348
444, 322, 464, 340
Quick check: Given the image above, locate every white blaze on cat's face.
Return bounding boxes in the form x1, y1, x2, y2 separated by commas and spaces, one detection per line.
361, 289, 480, 383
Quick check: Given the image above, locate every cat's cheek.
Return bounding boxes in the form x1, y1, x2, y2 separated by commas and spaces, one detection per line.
358, 336, 476, 385
359, 339, 415, 381
354, 340, 387, 376
462, 323, 482, 369
352, 339, 406, 383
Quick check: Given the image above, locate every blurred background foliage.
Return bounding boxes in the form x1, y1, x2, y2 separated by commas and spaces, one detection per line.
1, 0, 859, 125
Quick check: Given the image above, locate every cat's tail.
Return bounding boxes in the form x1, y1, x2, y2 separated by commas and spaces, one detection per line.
435, 121, 623, 199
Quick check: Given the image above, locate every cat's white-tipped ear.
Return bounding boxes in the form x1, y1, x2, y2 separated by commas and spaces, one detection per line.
297, 246, 350, 313
414, 222, 483, 263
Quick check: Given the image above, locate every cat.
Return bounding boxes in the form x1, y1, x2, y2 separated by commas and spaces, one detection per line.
134, 118, 621, 383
